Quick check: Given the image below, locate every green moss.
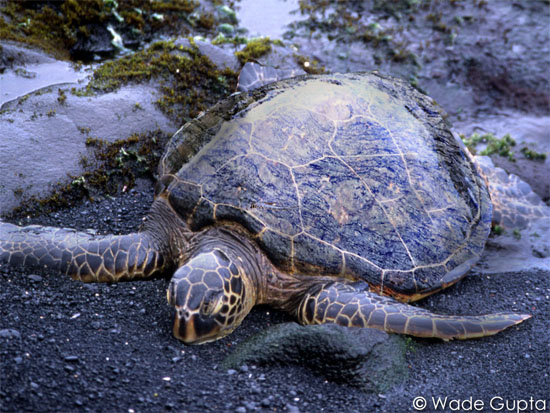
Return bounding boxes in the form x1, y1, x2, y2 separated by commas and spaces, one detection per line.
10, 130, 169, 218
460, 132, 516, 161
288, 1, 420, 72
76, 39, 237, 123
235, 38, 273, 64
372, 0, 421, 16
197, 12, 215, 30
520, 147, 546, 161
403, 336, 417, 354
17, 94, 30, 105
426, 12, 452, 33
57, 88, 67, 105
0, 0, 109, 60
0, 0, 203, 60
512, 229, 521, 240
492, 225, 504, 236
294, 54, 325, 74
150, 0, 196, 13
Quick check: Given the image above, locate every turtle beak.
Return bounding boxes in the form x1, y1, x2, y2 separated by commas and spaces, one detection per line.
166, 279, 223, 344
171, 306, 222, 345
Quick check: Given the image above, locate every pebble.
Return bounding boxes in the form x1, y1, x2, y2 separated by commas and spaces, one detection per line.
286, 404, 300, 413
0, 329, 21, 339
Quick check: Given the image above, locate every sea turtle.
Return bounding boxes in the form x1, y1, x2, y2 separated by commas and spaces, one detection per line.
0, 72, 530, 344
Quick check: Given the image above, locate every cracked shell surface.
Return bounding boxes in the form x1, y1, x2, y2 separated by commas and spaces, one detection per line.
158, 72, 492, 299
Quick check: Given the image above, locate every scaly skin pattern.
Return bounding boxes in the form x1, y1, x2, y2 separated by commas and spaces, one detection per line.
0, 222, 164, 282
0, 217, 531, 341
297, 282, 530, 340
0, 72, 533, 343
159, 72, 493, 301
167, 247, 256, 344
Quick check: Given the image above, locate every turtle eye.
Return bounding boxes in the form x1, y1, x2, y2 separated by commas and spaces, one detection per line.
201, 291, 224, 316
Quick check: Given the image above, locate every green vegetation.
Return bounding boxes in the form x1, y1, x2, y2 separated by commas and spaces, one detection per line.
57, 88, 67, 105
492, 225, 504, 236
294, 54, 325, 74
0, 0, 210, 60
520, 147, 546, 161
461, 132, 547, 163
72, 40, 237, 123
460, 132, 516, 161
286, 0, 427, 69
235, 37, 273, 64
403, 336, 417, 354
10, 130, 169, 217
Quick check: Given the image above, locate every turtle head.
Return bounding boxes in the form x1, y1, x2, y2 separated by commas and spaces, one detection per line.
167, 249, 255, 344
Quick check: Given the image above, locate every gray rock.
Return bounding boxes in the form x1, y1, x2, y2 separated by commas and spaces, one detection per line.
475, 156, 550, 273
222, 322, 407, 392
455, 113, 550, 201
286, 403, 300, 413
173, 38, 240, 72
0, 38, 249, 215
0, 328, 21, 339
0, 41, 87, 106
1, 41, 56, 66
28, 274, 43, 283
237, 62, 306, 91
0, 80, 177, 215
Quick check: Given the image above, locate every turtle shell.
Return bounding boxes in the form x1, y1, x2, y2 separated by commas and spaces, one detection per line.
158, 72, 492, 300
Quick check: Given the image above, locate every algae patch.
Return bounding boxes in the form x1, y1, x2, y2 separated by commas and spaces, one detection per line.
461, 132, 516, 161
9, 130, 169, 218
0, 0, 203, 60
235, 37, 273, 63
461, 132, 547, 163
73, 40, 237, 124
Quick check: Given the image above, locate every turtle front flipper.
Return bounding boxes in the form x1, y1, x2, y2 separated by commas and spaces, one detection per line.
297, 282, 531, 340
0, 222, 166, 282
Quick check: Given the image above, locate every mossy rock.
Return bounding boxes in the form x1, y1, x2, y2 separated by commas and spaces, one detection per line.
222, 322, 408, 392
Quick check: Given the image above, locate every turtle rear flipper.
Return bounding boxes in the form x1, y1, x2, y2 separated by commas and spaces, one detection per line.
0, 222, 165, 282
297, 282, 531, 340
